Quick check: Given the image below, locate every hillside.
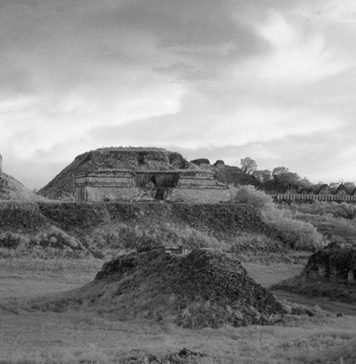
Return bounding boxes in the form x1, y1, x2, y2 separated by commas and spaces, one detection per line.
39, 147, 192, 200
0, 172, 42, 202
0, 201, 277, 259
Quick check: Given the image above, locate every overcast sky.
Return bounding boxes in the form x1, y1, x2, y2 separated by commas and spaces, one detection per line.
1, 0, 356, 189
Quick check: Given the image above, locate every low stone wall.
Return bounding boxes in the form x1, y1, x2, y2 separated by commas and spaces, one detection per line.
275, 193, 356, 202
83, 186, 143, 202
75, 169, 141, 201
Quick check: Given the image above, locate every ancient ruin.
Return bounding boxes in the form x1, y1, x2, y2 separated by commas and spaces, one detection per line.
166, 170, 231, 203
75, 169, 143, 201
75, 168, 231, 203
303, 243, 356, 284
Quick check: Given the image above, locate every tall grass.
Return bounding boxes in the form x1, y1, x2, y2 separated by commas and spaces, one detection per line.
231, 186, 325, 251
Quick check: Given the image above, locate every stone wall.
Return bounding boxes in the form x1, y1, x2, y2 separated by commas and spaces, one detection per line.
303, 243, 356, 285
75, 169, 143, 202
0, 154, 2, 174
166, 171, 231, 203
75, 169, 231, 203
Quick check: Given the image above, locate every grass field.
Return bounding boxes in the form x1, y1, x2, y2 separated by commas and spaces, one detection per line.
0, 258, 356, 363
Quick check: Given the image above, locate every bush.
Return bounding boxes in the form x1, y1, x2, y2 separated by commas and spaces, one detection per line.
0, 232, 30, 249
0, 226, 89, 259
231, 185, 325, 251
230, 185, 273, 209
270, 216, 324, 250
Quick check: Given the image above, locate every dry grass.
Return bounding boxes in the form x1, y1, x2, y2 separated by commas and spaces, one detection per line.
0, 258, 355, 363
0, 310, 355, 363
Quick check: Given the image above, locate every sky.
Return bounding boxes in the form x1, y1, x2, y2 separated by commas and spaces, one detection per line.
1, 0, 356, 189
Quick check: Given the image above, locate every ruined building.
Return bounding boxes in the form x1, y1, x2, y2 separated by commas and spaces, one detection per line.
303, 243, 356, 285
75, 169, 231, 203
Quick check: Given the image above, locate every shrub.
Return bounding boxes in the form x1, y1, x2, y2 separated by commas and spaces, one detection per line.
230, 185, 273, 210
0, 232, 30, 249
270, 216, 324, 251
231, 185, 325, 251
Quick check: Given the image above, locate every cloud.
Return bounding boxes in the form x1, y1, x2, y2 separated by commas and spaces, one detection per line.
0, 0, 356, 189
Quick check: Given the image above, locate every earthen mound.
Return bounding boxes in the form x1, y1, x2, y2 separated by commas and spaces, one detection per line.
274, 243, 356, 303
303, 243, 356, 284
45, 249, 284, 327
39, 147, 191, 200
0, 173, 42, 202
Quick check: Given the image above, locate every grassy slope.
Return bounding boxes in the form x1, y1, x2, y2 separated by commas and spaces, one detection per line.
0, 201, 273, 256
0, 173, 43, 202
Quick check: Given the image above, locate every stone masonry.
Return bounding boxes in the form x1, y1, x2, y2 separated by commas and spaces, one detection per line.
75, 169, 231, 203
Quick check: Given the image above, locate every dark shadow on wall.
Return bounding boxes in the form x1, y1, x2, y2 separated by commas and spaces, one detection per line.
135, 172, 180, 200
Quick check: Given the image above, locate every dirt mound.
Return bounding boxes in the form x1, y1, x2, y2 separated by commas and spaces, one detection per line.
38, 249, 284, 327
39, 147, 191, 200
0, 173, 42, 202
274, 243, 356, 303
304, 243, 356, 283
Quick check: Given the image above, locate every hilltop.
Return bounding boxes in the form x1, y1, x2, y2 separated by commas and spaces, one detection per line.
39, 147, 193, 200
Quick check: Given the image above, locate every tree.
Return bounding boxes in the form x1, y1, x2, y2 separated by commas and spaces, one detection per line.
299, 178, 312, 188
240, 157, 257, 175
253, 169, 272, 184
344, 182, 355, 190
272, 167, 290, 180
272, 166, 301, 188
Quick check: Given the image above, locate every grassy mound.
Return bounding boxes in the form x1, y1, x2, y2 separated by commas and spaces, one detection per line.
0, 173, 42, 202
30, 249, 285, 328
274, 243, 356, 303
